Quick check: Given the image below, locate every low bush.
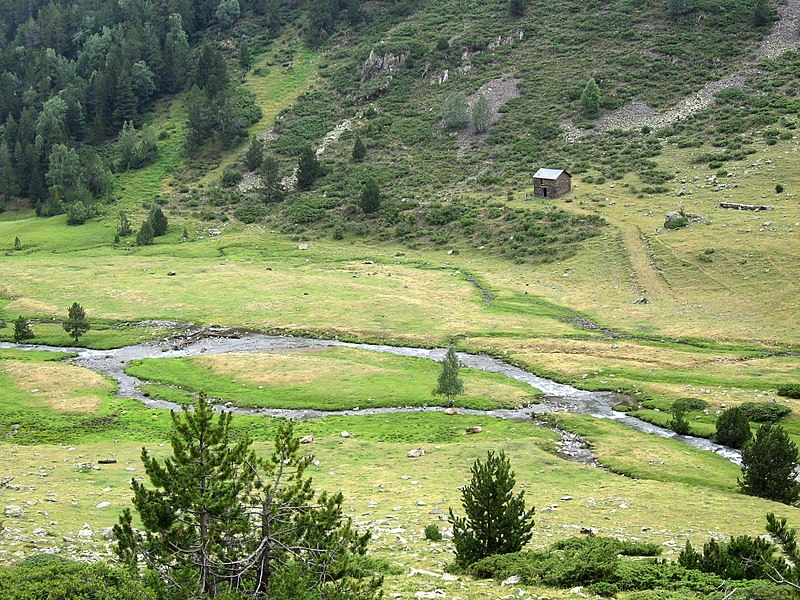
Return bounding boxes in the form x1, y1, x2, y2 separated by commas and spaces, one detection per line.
777, 384, 800, 399
424, 524, 443, 541
673, 397, 707, 412
739, 402, 791, 422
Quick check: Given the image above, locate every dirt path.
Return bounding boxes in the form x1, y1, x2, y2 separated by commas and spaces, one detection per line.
563, 0, 800, 140
620, 226, 673, 300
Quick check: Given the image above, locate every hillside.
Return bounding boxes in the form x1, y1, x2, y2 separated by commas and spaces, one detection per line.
1, 0, 800, 598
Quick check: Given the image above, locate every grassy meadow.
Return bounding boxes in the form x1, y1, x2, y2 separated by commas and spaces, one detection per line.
1, 6, 800, 597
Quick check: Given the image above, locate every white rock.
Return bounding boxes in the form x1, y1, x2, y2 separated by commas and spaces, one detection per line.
501, 575, 521, 585
3, 506, 25, 519
340, 431, 353, 438
96, 502, 111, 509
414, 591, 445, 599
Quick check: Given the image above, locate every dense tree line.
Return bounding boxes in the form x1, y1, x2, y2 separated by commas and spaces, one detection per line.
0, 0, 274, 214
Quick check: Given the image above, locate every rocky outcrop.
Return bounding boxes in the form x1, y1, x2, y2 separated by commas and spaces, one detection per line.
361, 49, 407, 82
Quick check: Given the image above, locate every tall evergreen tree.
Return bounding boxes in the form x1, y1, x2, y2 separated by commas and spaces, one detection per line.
715, 406, 752, 449
740, 423, 800, 505
358, 178, 381, 214
244, 135, 264, 171
472, 94, 491, 133
136, 219, 155, 245
147, 204, 168, 236
259, 156, 284, 202
580, 77, 602, 117
114, 395, 382, 598
433, 346, 464, 406
63, 302, 90, 343
13, 315, 34, 343
351, 134, 366, 162
449, 451, 534, 567
296, 145, 321, 191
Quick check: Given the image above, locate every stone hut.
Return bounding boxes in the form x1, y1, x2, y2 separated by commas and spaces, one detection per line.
533, 168, 571, 199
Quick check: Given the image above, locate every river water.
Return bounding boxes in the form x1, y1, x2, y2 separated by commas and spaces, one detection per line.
1, 333, 741, 464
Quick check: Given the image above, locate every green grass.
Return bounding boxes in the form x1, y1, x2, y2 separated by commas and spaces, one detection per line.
126, 346, 540, 410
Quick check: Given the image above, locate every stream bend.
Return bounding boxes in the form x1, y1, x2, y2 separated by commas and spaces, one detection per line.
1, 333, 742, 464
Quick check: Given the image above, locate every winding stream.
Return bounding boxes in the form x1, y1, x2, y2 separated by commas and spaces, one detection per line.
1, 333, 741, 464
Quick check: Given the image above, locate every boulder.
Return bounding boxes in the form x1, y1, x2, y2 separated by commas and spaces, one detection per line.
340, 431, 353, 438
407, 447, 426, 458
443, 407, 460, 415
465, 426, 482, 434
3, 505, 25, 518
299, 434, 314, 444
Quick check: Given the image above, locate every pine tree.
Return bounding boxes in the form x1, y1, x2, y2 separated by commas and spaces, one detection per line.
433, 346, 464, 406
63, 302, 90, 343
13, 315, 34, 343
449, 450, 534, 567
441, 92, 469, 131
296, 145, 321, 191
740, 423, 800, 505
114, 395, 382, 598
216, 0, 241, 29
244, 135, 264, 171
753, 0, 772, 27
115, 392, 256, 597
715, 406, 752, 449
352, 134, 366, 162
580, 77, 602, 117
259, 156, 284, 202
13, 236, 21, 250
239, 39, 251, 71
118, 211, 132, 237
136, 219, 155, 245
147, 204, 168, 236
669, 404, 690, 435
359, 178, 381, 214
472, 94, 491, 133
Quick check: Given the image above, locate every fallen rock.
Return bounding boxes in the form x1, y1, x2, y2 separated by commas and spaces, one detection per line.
167, 271, 177, 276
501, 575, 521, 586
299, 434, 314, 444
443, 407, 460, 415
3, 505, 25, 518
407, 447, 426, 458
340, 431, 353, 438
465, 426, 482, 434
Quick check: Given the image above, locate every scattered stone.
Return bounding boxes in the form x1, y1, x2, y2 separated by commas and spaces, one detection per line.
465, 426, 482, 434
719, 202, 773, 211
3, 506, 25, 519
414, 590, 446, 599
340, 431, 353, 438
167, 271, 177, 276
407, 447, 426, 458
634, 297, 648, 304
77, 525, 93, 539
97, 459, 117, 465
561, 495, 573, 501
298, 243, 310, 251
299, 434, 314, 444
501, 575, 521, 586
95, 502, 111, 509
443, 407, 460, 415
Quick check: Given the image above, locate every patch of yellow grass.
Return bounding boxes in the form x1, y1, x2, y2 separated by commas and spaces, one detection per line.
4, 298, 60, 317
2, 360, 110, 412
197, 352, 390, 386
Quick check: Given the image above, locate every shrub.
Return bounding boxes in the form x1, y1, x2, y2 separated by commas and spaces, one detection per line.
776, 184, 784, 193
221, 168, 244, 188
0, 556, 155, 600
673, 397, 707, 412
777, 384, 800, 399
234, 203, 265, 224
65, 201, 88, 225
664, 216, 689, 230
739, 402, 791, 422
441, 92, 469, 131
424, 524, 443, 541
714, 406, 752, 448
